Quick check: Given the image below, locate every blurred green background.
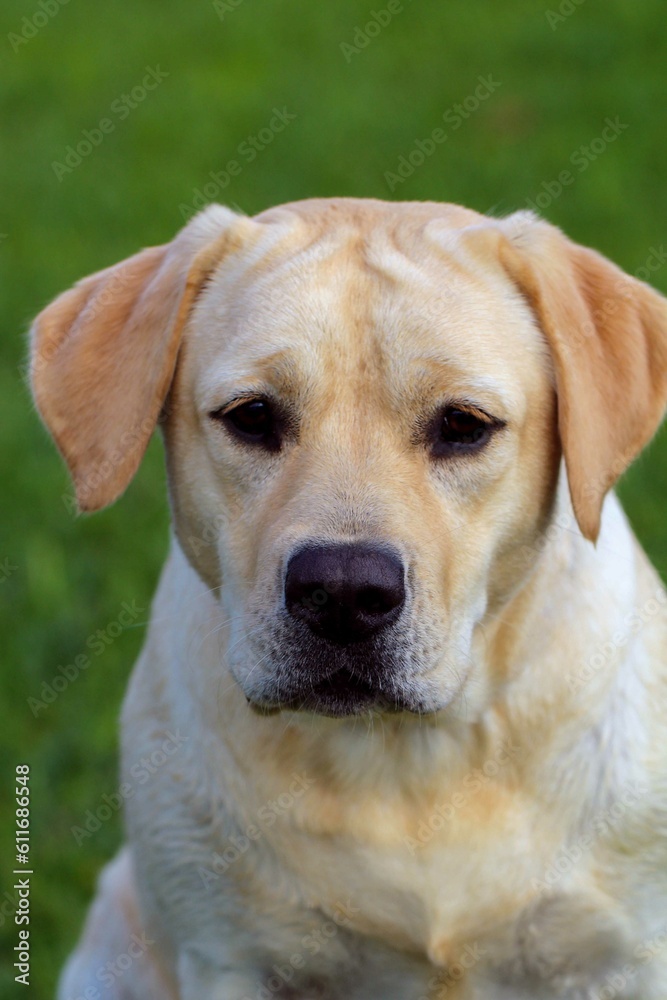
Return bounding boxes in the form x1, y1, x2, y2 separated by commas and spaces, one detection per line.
1, 0, 666, 995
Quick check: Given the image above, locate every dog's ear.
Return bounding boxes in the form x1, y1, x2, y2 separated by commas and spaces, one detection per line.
30, 205, 247, 512
495, 212, 667, 541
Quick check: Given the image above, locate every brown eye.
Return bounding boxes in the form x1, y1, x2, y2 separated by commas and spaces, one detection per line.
432, 406, 501, 456
443, 408, 488, 443
212, 399, 278, 448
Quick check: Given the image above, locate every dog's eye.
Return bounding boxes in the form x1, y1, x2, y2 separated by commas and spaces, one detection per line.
432, 406, 500, 456
212, 399, 278, 447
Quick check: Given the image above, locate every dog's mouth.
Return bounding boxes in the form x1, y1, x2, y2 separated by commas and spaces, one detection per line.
251, 665, 411, 718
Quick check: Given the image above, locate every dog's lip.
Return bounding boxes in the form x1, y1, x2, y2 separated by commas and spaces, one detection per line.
309, 666, 379, 701
252, 666, 412, 718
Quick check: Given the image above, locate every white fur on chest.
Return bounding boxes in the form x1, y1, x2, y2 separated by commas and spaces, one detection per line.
120, 516, 667, 998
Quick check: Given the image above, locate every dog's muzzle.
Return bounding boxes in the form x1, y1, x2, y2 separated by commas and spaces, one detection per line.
260, 541, 409, 716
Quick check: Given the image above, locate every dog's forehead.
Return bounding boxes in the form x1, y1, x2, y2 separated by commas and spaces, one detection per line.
190, 200, 550, 409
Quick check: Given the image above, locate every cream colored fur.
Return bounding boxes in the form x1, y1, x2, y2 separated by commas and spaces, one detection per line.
31, 199, 667, 1000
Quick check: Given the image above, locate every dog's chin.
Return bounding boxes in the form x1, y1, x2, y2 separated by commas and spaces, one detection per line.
246, 668, 430, 719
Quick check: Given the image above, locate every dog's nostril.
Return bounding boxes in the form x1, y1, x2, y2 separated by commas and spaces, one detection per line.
284, 543, 406, 645
356, 585, 399, 615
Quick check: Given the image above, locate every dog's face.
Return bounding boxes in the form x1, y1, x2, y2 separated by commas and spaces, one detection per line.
165, 202, 560, 716
30, 199, 667, 719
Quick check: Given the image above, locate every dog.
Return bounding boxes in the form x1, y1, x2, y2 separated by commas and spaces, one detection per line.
31, 198, 667, 999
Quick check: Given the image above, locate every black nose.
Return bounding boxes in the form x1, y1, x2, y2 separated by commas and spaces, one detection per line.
284, 543, 405, 645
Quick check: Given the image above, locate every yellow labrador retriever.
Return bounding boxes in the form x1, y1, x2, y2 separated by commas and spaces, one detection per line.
31, 199, 667, 1000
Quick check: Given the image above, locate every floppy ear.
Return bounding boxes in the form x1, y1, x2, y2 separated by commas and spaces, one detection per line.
496, 212, 667, 541
30, 205, 244, 512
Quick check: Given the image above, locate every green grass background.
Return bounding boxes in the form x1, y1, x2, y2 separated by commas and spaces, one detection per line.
1, 0, 666, 995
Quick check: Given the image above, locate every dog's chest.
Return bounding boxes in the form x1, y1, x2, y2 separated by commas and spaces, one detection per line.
275, 771, 551, 960
255, 781, 652, 998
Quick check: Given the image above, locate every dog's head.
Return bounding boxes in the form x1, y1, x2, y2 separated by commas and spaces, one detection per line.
30, 199, 667, 718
